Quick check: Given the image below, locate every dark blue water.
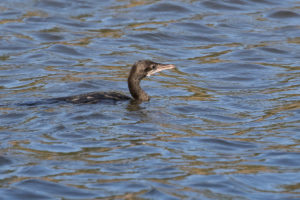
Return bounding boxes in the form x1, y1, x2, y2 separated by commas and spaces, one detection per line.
1, 0, 300, 199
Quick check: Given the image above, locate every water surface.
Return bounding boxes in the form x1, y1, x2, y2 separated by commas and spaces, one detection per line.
1, 0, 300, 199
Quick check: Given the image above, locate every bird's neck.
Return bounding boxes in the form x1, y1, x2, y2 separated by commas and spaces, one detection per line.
128, 77, 149, 101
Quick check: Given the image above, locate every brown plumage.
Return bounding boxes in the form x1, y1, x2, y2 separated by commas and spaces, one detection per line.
54, 60, 175, 104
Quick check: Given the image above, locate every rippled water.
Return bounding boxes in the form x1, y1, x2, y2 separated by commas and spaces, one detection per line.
1, 0, 300, 199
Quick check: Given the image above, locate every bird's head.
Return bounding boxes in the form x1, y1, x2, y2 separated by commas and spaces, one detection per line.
129, 60, 176, 81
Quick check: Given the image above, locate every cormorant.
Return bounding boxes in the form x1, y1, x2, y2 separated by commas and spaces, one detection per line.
54, 60, 175, 104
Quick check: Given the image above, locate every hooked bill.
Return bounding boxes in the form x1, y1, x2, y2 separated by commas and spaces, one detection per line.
146, 64, 176, 77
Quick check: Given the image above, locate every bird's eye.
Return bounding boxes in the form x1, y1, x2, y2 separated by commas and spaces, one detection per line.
146, 65, 156, 72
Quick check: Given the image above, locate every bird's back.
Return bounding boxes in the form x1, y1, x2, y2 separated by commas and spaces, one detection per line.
54, 92, 131, 104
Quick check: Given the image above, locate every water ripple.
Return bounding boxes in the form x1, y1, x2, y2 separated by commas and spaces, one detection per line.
1, 0, 300, 199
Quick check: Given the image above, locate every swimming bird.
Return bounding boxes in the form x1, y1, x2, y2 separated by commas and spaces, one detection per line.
54, 60, 175, 104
